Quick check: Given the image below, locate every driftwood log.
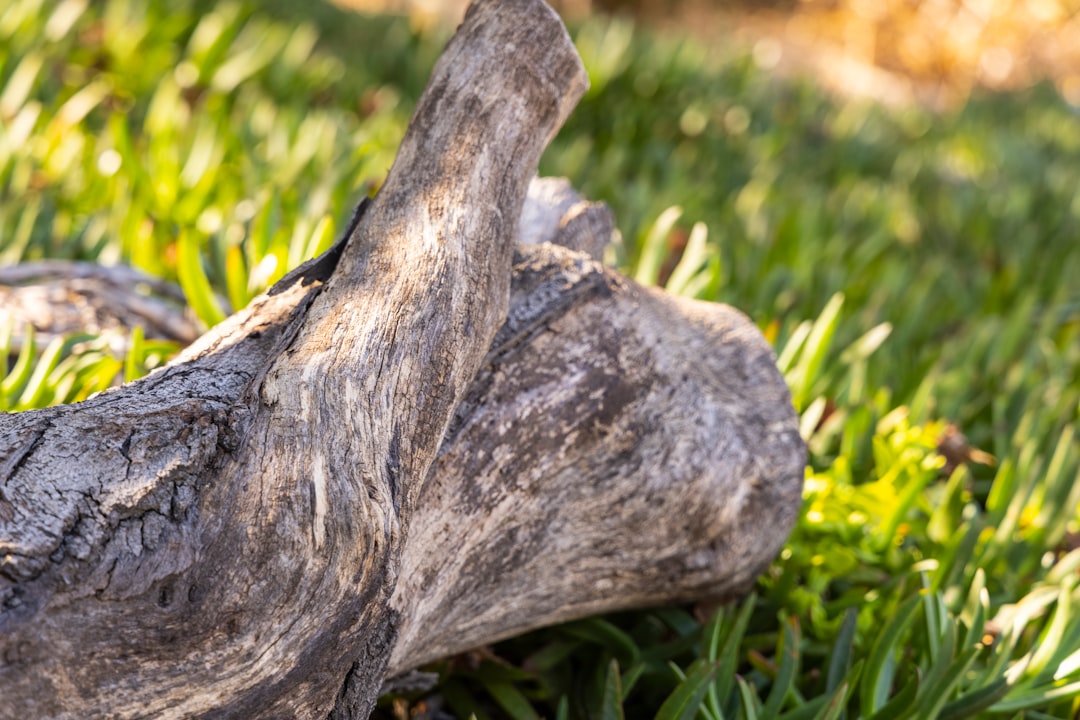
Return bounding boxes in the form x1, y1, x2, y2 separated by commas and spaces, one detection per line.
0, 262, 200, 351
0, 1, 804, 717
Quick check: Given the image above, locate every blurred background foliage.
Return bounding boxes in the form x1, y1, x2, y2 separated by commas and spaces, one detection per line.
340, 0, 1080, 107
1, 0, 1079, 716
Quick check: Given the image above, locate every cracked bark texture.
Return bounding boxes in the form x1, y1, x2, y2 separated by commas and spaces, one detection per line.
0, 0, 804, 717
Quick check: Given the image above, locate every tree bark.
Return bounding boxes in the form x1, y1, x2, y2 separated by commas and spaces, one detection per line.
0, 261, 200, 350
388, 242, 804, 676
0, 1, 804, 717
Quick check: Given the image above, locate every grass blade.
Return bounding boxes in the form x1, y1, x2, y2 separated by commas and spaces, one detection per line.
657, 659, 719, 720
810, 683, 849, 720
177, 230, 227, 328
600, 659, 625, 720
865, 675, 918, 720
665, 221, 709, 296
787, 293, 844, 410
715, 595, 757, 707
482, 681, 540, 720
826, 609, 858, 696
859, 593, 921, 717
763, 617, 800, 717
736, 676, 761, 720
561, 618, 641, 668
938, 678, 1010, 720
1, 323, 36, 402
633, 205, 681, 287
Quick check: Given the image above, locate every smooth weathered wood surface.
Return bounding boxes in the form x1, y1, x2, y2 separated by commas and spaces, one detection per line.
0, 1, 803, 717
389, 242, 804, 674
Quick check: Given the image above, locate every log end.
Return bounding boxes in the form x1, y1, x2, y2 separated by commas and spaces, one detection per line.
388, 252, 805, 673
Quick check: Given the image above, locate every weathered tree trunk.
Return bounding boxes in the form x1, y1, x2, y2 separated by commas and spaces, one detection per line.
0, 1, 804, 717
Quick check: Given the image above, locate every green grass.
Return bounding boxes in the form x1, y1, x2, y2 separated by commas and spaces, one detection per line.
2, 0, 1079, 717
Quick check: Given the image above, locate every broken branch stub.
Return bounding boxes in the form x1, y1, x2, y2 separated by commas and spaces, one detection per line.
0, 1, 803, 718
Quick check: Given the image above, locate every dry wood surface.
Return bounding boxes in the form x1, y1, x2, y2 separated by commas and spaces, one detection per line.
0, 1, 803, 717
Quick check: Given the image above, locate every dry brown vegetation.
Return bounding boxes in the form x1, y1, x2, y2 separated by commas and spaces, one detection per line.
334, 0, 1080, 108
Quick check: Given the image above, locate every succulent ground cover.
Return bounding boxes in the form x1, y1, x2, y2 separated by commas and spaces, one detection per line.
1, 0, 1078, 717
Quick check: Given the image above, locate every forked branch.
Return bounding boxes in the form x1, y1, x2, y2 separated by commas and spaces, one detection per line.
0, 2, 802, 718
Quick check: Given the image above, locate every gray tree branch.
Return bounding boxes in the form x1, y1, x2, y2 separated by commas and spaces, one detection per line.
0, 2, 802, 717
